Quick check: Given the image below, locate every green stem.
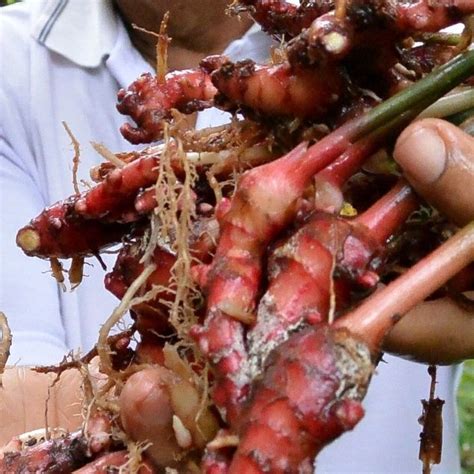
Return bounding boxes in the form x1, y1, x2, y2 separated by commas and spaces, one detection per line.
415, 32, 462, 46
418, 87, 474, 119
348, 50, 474, 142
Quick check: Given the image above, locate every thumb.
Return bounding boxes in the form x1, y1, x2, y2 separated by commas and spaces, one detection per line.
393, 118, 474, 226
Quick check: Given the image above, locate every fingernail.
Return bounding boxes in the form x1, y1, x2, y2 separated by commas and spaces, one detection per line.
394, 127, 447, 184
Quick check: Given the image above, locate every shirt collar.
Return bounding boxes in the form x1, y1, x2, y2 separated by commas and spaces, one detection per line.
31, 0, 119, 68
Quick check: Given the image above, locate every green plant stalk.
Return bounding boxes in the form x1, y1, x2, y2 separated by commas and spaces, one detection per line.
419, 88, 474, 119
350, 50, 474, 142
415, 32, 463, 46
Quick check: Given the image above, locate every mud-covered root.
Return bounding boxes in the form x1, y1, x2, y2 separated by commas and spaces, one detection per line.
0, 430, 89, 473
238, 0, 474, 38
383, 0, 473, 33
117, 56, 227, 144
229, 0, 331, 37
220, 326, 372, 474
212, 59, 346, 121
243, 0, 473, 85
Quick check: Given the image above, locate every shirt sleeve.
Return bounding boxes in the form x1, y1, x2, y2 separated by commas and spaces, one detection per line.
0, 131, 69, 366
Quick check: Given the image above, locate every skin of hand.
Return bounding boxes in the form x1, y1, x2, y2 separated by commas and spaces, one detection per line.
0, 367, 83, 446
384, 118, 474, 364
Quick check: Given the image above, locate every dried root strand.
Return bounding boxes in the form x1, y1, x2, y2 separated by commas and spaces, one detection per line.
69, 256, 85, 290
167, 141, 201, 337
97, 264, 157, 378
33, 328, 135, 377
419, 365, 445, 474
335, 0, 347, 20
144, 129, 200, 340
50, 257, 66, 291
171, 119, 263, 154
156, 11, 171, 83
62, 121, 81, 195
90, 142, 126, 169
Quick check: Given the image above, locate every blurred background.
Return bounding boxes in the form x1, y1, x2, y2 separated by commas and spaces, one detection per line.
460, 362, 474, 473
0, 0, 472, 471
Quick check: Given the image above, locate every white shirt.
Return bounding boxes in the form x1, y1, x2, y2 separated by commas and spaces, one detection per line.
0, 1, 461, 472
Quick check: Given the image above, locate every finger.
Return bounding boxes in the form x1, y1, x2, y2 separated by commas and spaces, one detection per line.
393, 118, 474, 226
383, 292, 474, 365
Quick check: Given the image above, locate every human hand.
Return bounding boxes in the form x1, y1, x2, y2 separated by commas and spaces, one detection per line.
393, 118, 474, 226
0, 367, 82, 446
383, 118, 474, 363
